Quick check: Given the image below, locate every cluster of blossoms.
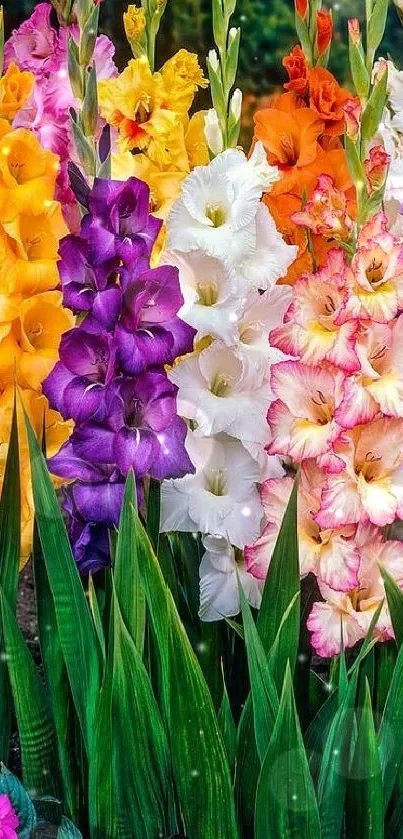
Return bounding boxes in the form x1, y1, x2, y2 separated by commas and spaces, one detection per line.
0, 73, 73, 560
99, 42, 210, 218
246, 214, 403, 657
43, 176, 195, 572
254, 37, 358, 282
4, 2, 117, 230
160, 142, 297, 619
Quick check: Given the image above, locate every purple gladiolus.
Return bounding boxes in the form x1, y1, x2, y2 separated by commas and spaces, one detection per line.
44, 175, 195, 572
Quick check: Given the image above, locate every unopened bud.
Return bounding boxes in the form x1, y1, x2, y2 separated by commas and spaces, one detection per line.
204, 109, 224, 156
208, 49, 220, 73
230, 88, 242, 121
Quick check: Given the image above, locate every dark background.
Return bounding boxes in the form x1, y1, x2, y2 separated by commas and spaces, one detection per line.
4, 0, 403, 100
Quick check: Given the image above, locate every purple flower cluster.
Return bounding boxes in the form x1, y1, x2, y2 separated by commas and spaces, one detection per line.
44, 177, 195, 572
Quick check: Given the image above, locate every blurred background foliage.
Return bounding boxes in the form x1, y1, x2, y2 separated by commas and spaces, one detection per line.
4, 0, 403, 103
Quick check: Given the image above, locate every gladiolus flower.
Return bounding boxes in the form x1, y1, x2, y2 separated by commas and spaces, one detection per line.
346, 212, 403, 323
270, 249, 361, 372
283, 45, 309, 95
292, 174, 353, 240
0, 62, 35, 121
316, 9, 333, 57
364, 145, 391, 194
246, 464, 366, 592
0, 128, 60, 222
307, 67, 351, 135
199, 535, 262, 621
317, 417, 403, 529
308, 536, 403, 656
266, 360, 345, 463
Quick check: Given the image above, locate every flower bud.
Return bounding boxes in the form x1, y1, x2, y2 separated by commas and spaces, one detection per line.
295, 0, 308, 19
364, 144, 390, 193
348, 18, 361, 46
343, 98, 361, 141
230, 88, 242, 122
228, 27, 238, 43
204, 109, 224, 156
124, 5, 146, 41
208, 49, 220, 72
316, 9, 333, 57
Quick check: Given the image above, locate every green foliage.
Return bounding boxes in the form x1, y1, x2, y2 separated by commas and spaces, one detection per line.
4, 402, 403, 839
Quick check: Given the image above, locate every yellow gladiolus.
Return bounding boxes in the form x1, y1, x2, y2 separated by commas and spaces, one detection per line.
0, 62, 34, 121
0, 290, 74, 391
161, 49, 208, 116
0, 128, 60, 221
2, 203, 67, 296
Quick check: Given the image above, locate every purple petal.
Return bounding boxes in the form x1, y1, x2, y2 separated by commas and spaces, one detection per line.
149, 415, 195, 480
135, 371, 178, 431
113, 426, 158, 477
42, 362, 74, 416
48, 440, 107, 481
63, 378, 106, 423
72, 480, 125, 525
136, 265, 183, 323
91, 287, 122, 330
115, 323, 174, 376
164, 316, 196, 358
72, 520, 111, 574
61, 329, 113, 381
70, 424, 115, 465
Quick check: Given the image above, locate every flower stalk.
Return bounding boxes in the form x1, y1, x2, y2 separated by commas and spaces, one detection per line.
206, 0, 241, 153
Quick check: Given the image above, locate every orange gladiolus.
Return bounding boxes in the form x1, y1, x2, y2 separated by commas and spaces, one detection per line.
253, 93, 324, 194
307, 67, 351, 135
283, 46, 309, 95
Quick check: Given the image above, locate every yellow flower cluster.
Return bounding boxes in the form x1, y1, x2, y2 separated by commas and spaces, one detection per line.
0, 111, 74, 562
99, 50, 210, 218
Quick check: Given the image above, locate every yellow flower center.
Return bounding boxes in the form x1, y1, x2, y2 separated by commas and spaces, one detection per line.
210, 372, 232, 397
206, 468, 227, 496
197, 280, 218, 306
206, 204, 226, 228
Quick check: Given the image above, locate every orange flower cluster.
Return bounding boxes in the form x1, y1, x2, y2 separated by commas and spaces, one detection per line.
254, 48, 357, 283
0, 106, 74, 561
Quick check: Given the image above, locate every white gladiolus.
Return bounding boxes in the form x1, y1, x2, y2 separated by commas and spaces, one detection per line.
199, 535, 263, 621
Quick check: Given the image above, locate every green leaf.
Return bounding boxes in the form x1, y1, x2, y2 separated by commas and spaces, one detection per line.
267, 591, 301, 691
147, 477, 161, 554
0, 588, 61, 798
57, 816, 83, 838
114, 472, 145, 653
368, 0, 389, 54
88, 575, 106, 662
24, 410, 102, 757
317, 670, 358, 839
0, 765, 37, 839
361, 66, 388, 142
70, 120, 96, 176
238, 580, 278, 763
236, 479, 299, 835
217, 680, 237, 775
346, 681, 384, 838
378, 640, 403, 809
136, 508, 238, 839
255, 664, 321, 839
0, 396, 20, 762
257, 479, 300, 682
89, 585, 174, 839
346, 135, 364, 185
380, 565, 403, 647
33, 523, 79, 820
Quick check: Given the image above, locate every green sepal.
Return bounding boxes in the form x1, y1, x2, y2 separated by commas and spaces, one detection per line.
81, 65, 98, 137
361, 66, 388, 141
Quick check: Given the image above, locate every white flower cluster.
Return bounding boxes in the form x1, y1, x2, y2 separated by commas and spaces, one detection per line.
161, 143, 297, 621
